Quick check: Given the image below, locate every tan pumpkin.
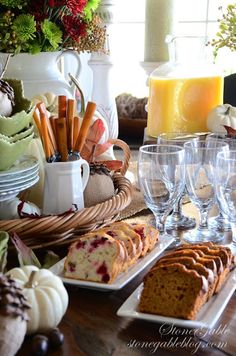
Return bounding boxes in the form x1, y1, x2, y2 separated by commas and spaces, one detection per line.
207, 104, 236, 133
7, 265, 68, 335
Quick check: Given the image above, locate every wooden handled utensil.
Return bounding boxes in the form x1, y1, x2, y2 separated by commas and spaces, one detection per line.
55, 117, 68, 162
74, 101, 96, 154
67, 99, 76, 151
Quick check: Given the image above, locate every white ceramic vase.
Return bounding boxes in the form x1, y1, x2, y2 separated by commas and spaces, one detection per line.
0, 51, 81, 99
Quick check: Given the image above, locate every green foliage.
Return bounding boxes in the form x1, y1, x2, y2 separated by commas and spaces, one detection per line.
12, 14, 36, 41
41, 19, 62, 51
11, 233, 41, 268
0, 0, 106, 54
210, 4, 236, 56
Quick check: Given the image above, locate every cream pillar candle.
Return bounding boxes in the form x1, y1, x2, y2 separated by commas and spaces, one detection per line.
144, 0, 175, 62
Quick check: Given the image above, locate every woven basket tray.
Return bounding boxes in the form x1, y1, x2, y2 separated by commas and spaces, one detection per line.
0, 139, 133, 249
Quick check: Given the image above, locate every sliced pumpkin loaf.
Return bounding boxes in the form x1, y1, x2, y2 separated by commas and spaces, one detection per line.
176, 244, 230, 292
155, 256, 215, 300
139, 243, 235, 320
139, 263, 208, 320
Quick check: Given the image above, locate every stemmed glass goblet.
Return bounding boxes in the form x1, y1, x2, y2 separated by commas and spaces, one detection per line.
206, 132, 236, 232
214, 150, 236, 253
138, 144, 185, 244
183, 140, 229, 243
157, 133, 199, 230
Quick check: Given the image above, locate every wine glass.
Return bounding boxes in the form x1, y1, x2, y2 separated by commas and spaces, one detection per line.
183, 140, 229, 243
138, 144, 185, 244
206, 132, 236, 231
214, 150, 236, 253
157, 133, 199, 230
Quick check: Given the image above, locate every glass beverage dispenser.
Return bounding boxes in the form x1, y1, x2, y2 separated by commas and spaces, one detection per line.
147, 36, 223, 137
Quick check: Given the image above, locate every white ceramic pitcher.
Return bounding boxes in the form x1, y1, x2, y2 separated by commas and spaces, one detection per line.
1, 51, 81, 99
42, 158, 89, 215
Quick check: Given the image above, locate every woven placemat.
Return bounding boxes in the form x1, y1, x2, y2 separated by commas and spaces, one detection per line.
119, 187, 146, 220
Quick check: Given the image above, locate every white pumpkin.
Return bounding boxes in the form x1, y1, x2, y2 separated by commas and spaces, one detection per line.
31, 92, 57, 110
7, 265, 68, 335
207, 104, 236, 133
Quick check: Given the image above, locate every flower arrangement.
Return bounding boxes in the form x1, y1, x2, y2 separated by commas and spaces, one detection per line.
210, 4, 236, 57
0, 0, 106, 54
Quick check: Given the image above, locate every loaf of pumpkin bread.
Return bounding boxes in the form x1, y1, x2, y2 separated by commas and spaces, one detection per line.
139, 243, 235, 320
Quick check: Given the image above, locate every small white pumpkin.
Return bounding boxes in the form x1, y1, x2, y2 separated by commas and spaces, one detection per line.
7, 265, 68, 335
31, 92, 57, 110
207, 104, 236, 133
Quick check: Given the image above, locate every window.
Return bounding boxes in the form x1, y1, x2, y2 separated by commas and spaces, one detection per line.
111, 0, 235, 97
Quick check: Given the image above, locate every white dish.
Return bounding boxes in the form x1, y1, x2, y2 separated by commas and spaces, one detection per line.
0, 171, 39, 188
49, 235, 174, 291
0, 155, 38, 178
117, 271, 236, 329
0, 175, 39, 201
0, 174, 39, 193
0, 165, 39, 183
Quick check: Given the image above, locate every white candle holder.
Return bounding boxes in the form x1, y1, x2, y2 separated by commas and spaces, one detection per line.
88, 0, 118, 141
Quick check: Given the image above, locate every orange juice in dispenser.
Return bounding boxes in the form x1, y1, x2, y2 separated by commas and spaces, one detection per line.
147, 36, 223, 137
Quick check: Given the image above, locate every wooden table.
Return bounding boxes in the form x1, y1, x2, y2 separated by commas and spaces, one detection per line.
17, 206, 236, 356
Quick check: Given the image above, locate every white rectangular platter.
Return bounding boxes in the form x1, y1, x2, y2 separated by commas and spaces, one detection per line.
117, 270, 236, 329
49, 235, 174, 291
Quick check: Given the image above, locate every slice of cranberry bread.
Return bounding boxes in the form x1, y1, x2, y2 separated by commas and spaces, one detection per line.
139, 263, 208, 320
100, 227, 137, 267
130, 223, 158, 255
130, 224, 150, 256
64, 232, 126, 283
106, 222, 143, 260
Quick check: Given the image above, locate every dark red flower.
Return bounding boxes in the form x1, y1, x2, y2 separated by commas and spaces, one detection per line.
63, 14, 87, 42
66, 0, 87, 15
30, 0, 44, 11
48, 0, 66, 7
30, 0, 48, 26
